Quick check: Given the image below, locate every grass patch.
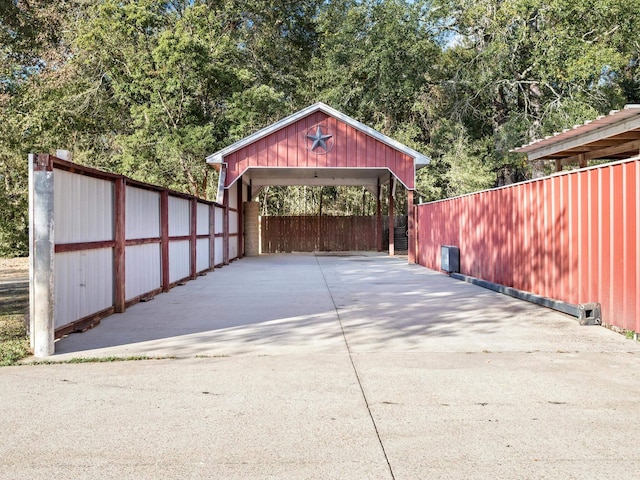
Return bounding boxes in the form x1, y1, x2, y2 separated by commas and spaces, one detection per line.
28, 355, 178, 365
0, 283, 28, 317
0, 315, 30, 366
0, 267, 31, 366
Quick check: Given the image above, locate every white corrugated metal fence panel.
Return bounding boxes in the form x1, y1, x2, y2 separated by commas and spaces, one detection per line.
168, 196, 191, 237
54, 169, 114, 244
196, 238, 209, 272
126, 187, 160, 240
214, 237, 224, 265
228, 182, 239, 209
214, 206, 224, 234
229, 211, 239, 234
197, 203, 210, 235
125, 243, 161, 300
229, 236, 238, 260
169, 240, 190, 283
54, 249, 113, 329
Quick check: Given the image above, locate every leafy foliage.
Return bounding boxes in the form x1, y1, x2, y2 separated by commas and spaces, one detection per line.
1, 0, 639, 254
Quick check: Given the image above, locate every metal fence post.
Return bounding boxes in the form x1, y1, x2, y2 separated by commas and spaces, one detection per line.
29, 154, 55, 357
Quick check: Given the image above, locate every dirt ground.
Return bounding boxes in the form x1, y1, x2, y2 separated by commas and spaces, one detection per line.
0, 258, 29, 318
0, 257, 28, 281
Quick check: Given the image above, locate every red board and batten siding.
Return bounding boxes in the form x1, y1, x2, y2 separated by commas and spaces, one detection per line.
416, 157, 640, 333
225, 112, 415, 189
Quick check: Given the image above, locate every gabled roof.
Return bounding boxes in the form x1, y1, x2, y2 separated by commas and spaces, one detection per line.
512, 104, 640, 163
206, 102, 430, 167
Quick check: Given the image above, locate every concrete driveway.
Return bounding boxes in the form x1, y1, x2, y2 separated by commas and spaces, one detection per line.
2, 253, 640, 479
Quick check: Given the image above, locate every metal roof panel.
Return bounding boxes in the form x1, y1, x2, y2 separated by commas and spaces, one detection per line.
512, 104, 640, 160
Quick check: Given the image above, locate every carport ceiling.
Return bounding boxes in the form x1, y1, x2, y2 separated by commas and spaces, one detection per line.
241, 167, 393, 187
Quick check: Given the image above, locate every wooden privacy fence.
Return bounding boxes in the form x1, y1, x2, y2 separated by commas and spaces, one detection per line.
29, 154, 240, 356
415, 157, 640, 333
261, 216, 379, 252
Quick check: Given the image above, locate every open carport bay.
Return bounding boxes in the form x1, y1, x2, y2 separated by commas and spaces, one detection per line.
2, 253, 640, 479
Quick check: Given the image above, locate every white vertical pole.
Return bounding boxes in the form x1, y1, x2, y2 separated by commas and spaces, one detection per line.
29, 154, 55, 357
28, 155, 34, 349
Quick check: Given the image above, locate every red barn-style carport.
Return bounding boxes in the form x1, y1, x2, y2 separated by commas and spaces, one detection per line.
206, 102, 430, 261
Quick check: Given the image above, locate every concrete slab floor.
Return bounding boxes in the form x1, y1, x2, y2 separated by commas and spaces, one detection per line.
2, 253, 640, 479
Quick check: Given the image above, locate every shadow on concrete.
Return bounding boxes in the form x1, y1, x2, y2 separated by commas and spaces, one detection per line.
52, 253, 577, 359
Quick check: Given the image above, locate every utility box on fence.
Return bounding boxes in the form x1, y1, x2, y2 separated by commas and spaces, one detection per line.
441, 245, 460, 274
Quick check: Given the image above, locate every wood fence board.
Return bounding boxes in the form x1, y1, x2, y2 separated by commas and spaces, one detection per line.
261, 216, 378, 252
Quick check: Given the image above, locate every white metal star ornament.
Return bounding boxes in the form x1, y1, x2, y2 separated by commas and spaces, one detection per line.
305, 125, 334, 153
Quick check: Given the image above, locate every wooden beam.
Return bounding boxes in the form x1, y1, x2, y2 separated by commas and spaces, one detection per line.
114, 178, 126, 313
56, 240, 117, 253
209, 204, 215, 270
190, 198, 197, 279
160, 191, 170, 292
555, 159, 563, 172
558, 138, 640, 167
578, 153, 587, 169
607, 130, 640, 140
125, 237, 161, 246
249, 177, 382, 187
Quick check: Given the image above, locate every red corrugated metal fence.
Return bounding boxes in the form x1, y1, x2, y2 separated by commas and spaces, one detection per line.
415, 158, 639, 333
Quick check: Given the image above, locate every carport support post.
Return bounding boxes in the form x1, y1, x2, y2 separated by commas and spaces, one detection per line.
223, 188, 230, 265
388, 178, 395, 256
238, 182, 244, 258
407, 189, 415, 264
376, 190, 382, 252
29, 154, 55, 357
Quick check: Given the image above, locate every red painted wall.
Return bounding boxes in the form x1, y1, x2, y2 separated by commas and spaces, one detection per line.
416, 158, 640, 333
225, 111, 415, 188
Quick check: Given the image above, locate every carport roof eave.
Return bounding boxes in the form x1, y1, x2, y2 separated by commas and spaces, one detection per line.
205, 102, 431, 166
512, 104, 640, 160
224, 166, 416, 190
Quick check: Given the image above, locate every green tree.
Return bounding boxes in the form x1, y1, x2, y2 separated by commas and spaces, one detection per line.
0, 0, 73, 257
72, 1, 242, 196
4, 0, 640, 257
433, 0, 640, 154
0, 119, 29, 257
307, 0, 440, 136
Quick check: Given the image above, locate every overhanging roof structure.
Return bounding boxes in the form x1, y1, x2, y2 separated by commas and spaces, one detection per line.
512, 104, 640, 167
206, 102, 430, 191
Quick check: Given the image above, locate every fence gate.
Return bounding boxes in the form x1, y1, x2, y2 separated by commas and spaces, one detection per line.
261, 216, 378, 253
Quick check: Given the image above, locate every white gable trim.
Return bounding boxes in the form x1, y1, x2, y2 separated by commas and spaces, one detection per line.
206, 102, 430, 166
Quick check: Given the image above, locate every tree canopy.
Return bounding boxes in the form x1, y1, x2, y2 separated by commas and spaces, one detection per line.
1, 0, 639, 255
